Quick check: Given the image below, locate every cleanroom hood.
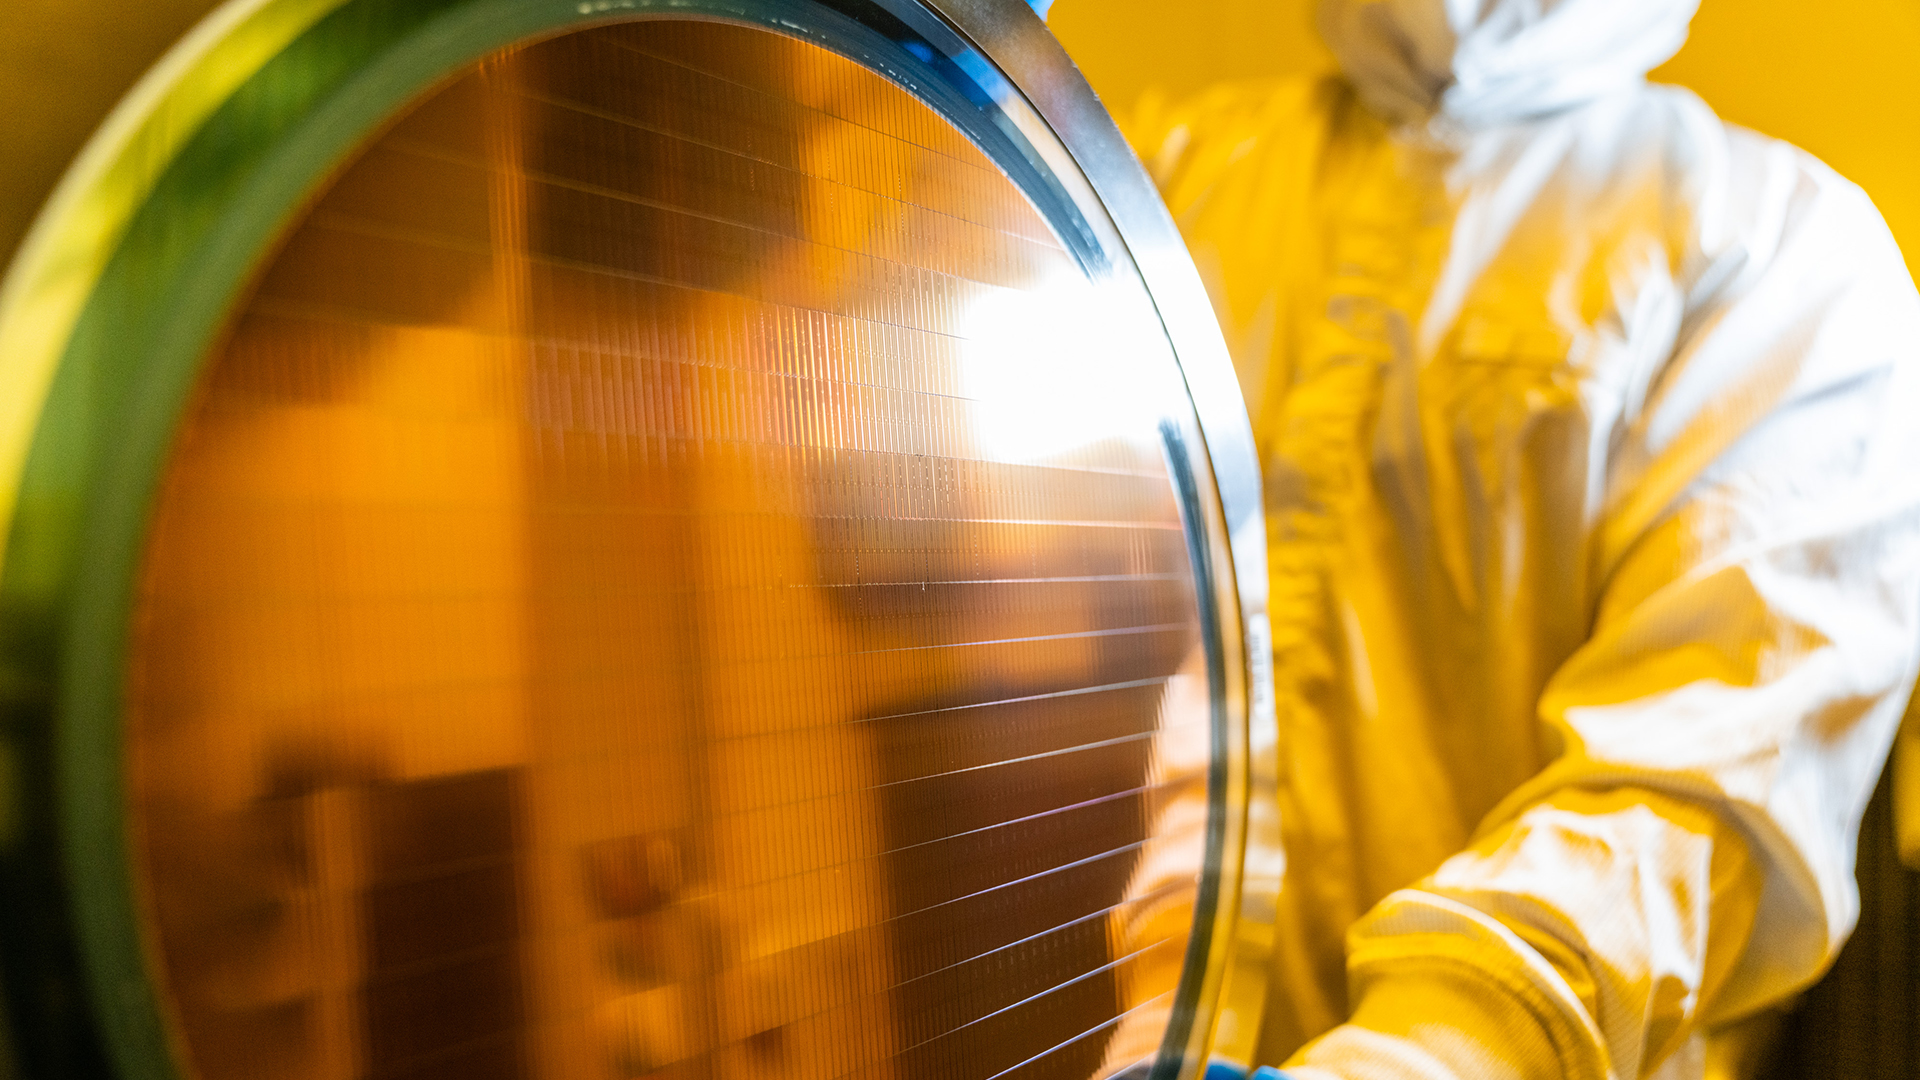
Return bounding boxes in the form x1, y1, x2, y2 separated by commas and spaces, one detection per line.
1316, 0, 1703, 126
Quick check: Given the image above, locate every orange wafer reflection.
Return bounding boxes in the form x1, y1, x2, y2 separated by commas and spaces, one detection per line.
127, 22, 1211, 1080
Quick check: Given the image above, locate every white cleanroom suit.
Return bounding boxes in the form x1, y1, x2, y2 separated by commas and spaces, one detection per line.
1123, 0, 1920, 1076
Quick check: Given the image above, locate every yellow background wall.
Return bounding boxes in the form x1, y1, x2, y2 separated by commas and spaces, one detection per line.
1050, 0, 1920, 280
3, 0, 1917, 280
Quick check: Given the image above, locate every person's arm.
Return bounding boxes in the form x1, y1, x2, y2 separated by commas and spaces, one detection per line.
1289, 139, 1920, 1080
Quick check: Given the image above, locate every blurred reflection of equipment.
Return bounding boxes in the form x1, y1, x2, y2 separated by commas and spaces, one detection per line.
0, 5, 1274, 1080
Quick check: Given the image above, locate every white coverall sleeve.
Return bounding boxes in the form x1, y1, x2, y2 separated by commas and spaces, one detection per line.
1286, 148, 1920, 1079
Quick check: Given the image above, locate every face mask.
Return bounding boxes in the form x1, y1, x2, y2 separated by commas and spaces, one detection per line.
1316, 0, 1464, 122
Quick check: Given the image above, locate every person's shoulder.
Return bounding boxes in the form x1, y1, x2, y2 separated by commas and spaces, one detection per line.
1628, 83, 1910, 301
1636, 84, 1885, 235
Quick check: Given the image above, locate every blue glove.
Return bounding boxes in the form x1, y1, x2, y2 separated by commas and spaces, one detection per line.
1027, 0, 1055, 16
1201, 1062, 1291, 1080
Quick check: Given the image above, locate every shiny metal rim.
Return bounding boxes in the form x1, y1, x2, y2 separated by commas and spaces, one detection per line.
925, 7, 1280, 1068
0, 1, 1276, 1077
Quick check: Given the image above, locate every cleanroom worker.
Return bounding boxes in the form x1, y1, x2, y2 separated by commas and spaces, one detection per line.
1117, 0, 1920, 1077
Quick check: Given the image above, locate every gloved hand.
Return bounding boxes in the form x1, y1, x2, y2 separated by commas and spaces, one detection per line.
1204, 1061, 1290, 1080
1107, 1061, 1289, 1080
